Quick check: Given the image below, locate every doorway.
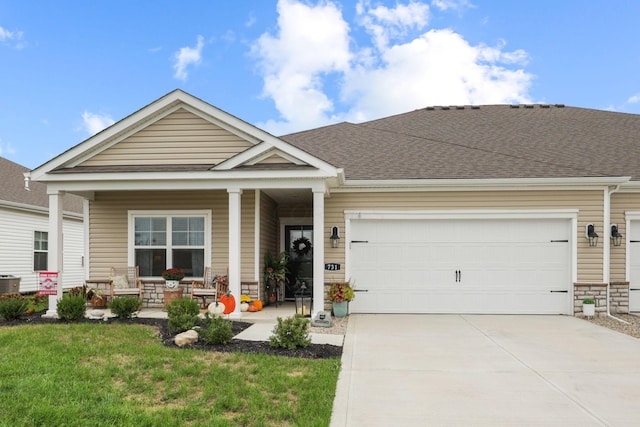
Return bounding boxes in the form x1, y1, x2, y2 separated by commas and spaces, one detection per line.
284, 225, 313, 299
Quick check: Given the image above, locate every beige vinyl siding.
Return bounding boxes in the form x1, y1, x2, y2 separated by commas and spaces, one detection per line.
611, 192, 640, 281
255, 154, 294, 164
88, 190, 256, 281
325, 190, 605, 283
259, 192, 278, 298
80, 109, 253, 167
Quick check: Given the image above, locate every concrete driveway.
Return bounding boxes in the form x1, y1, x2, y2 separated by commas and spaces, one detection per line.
330, 315, 640, 427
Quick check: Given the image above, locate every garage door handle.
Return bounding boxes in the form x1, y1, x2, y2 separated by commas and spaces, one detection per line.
354, 289, 368, 292
550, 290, 568, 293
630, 288, 640, 291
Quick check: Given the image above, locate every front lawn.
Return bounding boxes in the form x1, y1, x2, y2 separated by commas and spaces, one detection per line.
0, 322, 340, 426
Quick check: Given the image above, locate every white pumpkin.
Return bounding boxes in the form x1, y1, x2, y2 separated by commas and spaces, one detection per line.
240, 302, 249, 312
208, 301, 226, 316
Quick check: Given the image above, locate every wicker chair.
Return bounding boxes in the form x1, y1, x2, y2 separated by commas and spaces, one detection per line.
191, 267, 228, 308
110, 266, 143, 300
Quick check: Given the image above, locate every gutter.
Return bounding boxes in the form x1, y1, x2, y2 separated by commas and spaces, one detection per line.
605, 184, 630, 324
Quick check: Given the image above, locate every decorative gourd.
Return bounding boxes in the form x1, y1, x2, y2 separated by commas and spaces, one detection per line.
253, 299, 263, 311
248, 304, 258, 312
208, 301, 225, 315
220, 291, 236, 314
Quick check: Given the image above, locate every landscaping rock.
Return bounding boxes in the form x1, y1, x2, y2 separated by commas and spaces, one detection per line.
174, 329, 199, 347
88, 310, 105, 320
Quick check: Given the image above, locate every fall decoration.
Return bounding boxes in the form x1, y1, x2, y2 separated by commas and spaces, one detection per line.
219, 291, 236, 315
291, 236, 312, 257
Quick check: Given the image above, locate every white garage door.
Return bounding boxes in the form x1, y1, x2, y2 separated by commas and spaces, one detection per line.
349, 217, 572, 314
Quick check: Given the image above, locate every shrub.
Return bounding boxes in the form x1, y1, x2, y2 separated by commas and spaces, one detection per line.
0, 296, 29, 320
108, 297, 141, 319
166, 298, 200, 334
28, 294, 49, 312
199, 313, 233, 345
57, 294, 87, 321
0, 292, 24, 302
269, 315, 311, 350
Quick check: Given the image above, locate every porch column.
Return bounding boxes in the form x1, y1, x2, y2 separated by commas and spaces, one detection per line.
44, 190, 64, 318
313, 189, 325, 316
228, 188, 242, 318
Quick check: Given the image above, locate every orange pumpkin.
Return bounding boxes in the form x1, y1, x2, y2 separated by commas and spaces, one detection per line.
253, 299, 263, 311
248, 305, 258, 312
219, 291, 236, 314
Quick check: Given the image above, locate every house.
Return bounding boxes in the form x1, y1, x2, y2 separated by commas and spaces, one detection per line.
27, 90, 640, 317
0, 157, 85, 293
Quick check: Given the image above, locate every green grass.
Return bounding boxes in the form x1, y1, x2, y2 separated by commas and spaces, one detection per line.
0, 322, 341, 426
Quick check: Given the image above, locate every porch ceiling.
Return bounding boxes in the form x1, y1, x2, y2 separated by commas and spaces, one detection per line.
262, 188, 312, 205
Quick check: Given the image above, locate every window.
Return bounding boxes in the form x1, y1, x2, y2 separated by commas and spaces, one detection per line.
132, 212, 208, 278
34, 231, 48, 271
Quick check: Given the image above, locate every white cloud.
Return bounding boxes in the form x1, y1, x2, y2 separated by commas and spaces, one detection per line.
81, 111, 115, 135
173, 35, 205, 81
431, 0, 474, 12
628, 94, 640, 104
0, 25, 26, 49
0, 139, 16, 158
253, 0, 533, 135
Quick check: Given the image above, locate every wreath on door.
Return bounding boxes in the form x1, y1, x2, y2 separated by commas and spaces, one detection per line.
292, 237, 312, 257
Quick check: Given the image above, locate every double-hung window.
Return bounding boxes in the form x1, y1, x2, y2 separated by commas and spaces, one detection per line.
131, 211, 210, 278
34, 230, 48, 271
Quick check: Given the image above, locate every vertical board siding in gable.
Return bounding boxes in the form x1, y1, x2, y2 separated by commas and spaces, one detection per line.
255, 154, 294, 165
324, 189, 604, 284
80, 109, 254, 167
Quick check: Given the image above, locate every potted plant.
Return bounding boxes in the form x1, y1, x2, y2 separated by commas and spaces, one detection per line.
263, 251, 289, 304
162, 268, 185, 309
86, 287, 107, 307
162, 268, 185, 289
328, 281, 355, 318
582, 298, 596, 317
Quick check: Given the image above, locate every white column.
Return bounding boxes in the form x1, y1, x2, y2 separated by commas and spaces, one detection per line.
44, 191, 64, 318
313, 189, 325, 316
228, 188, 242, 318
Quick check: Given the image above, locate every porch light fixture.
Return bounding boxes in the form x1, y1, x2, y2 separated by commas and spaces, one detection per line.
586, 224, 598, 247
330, 226, 340, 248
611, 224, 623, 247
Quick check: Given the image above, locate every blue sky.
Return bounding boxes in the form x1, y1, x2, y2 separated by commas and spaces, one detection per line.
1, 0, 640, 169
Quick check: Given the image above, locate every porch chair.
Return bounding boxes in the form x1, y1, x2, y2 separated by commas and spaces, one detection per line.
191, 267, 229, 309
110, 266, 143, 300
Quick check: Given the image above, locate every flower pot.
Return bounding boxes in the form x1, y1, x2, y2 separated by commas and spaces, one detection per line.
583, 303, 595, 317
165, 280, 180, 289
90, 296, 107, 308
332, 301, 348, 318
163, 287, 184, 309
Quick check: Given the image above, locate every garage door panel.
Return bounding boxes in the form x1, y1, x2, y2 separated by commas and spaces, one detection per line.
349, 218, 571, 314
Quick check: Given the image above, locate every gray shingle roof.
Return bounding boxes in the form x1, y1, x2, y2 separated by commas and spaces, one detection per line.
280, 104, 640, 181
0, 157, 83, 213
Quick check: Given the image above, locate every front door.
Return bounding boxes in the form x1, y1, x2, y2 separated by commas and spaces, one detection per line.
285, 225, 313, 299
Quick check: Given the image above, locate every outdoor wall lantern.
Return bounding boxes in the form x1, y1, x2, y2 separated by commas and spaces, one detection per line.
611, 224, 623, 247
586, 224, 599, 247
295, 281, 311, 317
330, 226, 340, 248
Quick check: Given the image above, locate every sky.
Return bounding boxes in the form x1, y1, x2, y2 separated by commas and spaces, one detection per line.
1, 0, 640, 170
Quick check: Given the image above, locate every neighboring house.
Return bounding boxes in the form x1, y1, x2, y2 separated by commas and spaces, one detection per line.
0, 157, 85, 292
26, 90, 640, 316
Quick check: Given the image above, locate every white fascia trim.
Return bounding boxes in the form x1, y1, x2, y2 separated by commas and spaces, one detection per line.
336, 176, 631, 192
245, 148, 306, 166
44, 177, 329, 193
29, 90, 275, 180
345, 209, 579, 221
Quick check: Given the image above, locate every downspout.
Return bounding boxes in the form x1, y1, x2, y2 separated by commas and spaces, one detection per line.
605, 185, 630, 324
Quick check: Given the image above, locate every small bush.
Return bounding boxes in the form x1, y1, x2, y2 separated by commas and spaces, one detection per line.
108, 297, 141, 319
0, 292, 24, 302
269, 315, 311, 350
28, 294, 49, 312
199, 313, 233, 345
166, 298, 200, 334
57, 294, 87, 321
0, 296, 29, 320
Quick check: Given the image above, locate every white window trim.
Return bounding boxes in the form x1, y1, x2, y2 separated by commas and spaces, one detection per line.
33, 230, 48, 272
128, 210, 212, 278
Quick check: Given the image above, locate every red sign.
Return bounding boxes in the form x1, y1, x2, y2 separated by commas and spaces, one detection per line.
38, 271, 59, 296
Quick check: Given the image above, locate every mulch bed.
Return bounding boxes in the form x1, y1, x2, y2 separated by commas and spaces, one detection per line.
0, 311, 343, 359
